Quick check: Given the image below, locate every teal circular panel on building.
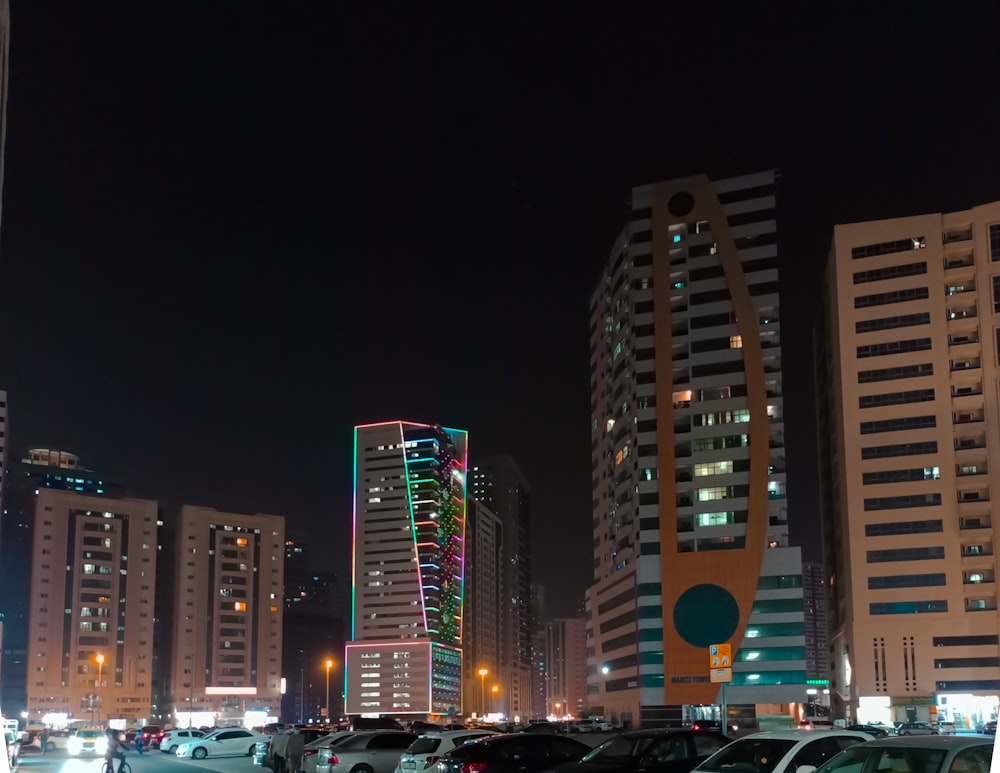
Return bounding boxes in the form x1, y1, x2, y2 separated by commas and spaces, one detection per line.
673, 584, 740, 647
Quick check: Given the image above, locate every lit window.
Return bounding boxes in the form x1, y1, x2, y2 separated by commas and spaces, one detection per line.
234, 602, 246, 612
730, 335, 743, 349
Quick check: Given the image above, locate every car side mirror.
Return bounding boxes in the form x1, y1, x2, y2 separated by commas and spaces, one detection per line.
796, 766, 817, 773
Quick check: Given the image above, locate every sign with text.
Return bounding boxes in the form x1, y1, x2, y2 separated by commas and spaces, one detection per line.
710, 667, 733, 683
709, 643, 732, 669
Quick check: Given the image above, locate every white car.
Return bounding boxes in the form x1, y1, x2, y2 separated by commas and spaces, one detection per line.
175, 728, 266, 759
67, 729, 109, 757
160, 729, 206, 754
303, 732, 359, 773
694, 730, 874, 773
571, 719, 612, 734
395, 730, 499, 773
316, 731, 416, 773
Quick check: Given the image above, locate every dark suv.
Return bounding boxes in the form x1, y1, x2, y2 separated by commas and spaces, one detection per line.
437, 734, 590, 773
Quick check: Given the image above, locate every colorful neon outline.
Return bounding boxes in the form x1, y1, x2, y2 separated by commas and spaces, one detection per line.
351, 425, 358, 641
442, 427, 469, 644
400, 421, 431, 636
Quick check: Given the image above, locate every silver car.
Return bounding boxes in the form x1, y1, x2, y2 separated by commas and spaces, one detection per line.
317, 732, 417, 773
304, 733, 359, 773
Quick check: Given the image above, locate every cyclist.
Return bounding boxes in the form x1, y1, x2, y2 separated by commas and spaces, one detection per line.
104, 728, 127, 773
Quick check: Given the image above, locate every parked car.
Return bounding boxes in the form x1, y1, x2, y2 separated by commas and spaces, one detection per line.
897, 723, 938, 737
846, 725, 889, 738
688, 721, 722, 733
813, 735, 993, 773
315, 731, 416, 773
553, 729, 730, 773
396, 729, 501, 773
4, 729, 20, 771
798, 720, 836, 732
141, 726, 164, 749
934, 722, 957, 736
175, 727, 267, 759
437, 733, 591, 773
303, 733, 360, 773
570, 720, 612, 734
161, 729, 206, 754
693, 730, 873, 773
523, 723, 569, 735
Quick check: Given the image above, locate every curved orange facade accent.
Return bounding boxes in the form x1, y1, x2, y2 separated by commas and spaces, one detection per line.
651, 176, 770, 706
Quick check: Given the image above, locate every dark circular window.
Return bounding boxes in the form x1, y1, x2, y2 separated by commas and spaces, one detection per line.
667, 191, 695, 217
672, 583, 740, 647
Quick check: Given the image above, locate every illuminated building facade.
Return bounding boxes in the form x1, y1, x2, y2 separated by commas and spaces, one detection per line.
587, 171, 807, 729
463, 497, 501, 717
544, 617, 587, 719
166, 506, 285, 726
345, 421, 468, 718
25, 489, 158, 724
816, 202, 1000, 727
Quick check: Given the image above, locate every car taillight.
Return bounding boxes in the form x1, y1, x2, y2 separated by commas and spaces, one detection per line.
461, 764, 488, 773
304, 750, 318, 757
329, 754, 340, 766
423, 757, 440, 769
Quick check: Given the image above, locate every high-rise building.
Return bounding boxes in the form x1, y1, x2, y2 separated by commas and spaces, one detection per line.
166, 505, 285, 726
802, 562, 828, 681
469, 456, 532, 719
816, 202, 1000, 727
544, 618, 587, 719
529, 584, 547, 720
345, 421, 468, 719
464, 498, 502, 717
25, 489, 158, 724
587, 171, 806, 729
1, 449, 122, 717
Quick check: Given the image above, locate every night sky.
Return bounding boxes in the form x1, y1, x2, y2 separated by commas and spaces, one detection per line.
3, 4, 1000, 618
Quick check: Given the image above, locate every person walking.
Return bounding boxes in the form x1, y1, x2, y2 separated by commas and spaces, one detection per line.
38, 728, 48, 755
270, 728, 289, 773
285, 728, 305, 773
135, 732, 144, 755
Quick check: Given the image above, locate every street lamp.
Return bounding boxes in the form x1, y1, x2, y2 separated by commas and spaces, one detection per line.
95, 654, 105, 725
491, 684, 499, 714
477, 668, 488, 716
325, 659, 334, 721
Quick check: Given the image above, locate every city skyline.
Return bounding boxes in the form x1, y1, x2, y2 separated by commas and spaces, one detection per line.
3, 4, 1000, 618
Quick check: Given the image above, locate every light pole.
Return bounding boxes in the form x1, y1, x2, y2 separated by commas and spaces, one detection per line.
491, 685, 499, 714
325, 659, 334, 722
95, 654, 105, 725
477, 668, 488, 717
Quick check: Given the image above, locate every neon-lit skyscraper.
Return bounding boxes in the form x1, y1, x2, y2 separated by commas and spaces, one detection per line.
345, 421, 468, 719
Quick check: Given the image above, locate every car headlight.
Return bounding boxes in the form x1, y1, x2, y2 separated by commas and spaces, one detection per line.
96, 738, 108, 753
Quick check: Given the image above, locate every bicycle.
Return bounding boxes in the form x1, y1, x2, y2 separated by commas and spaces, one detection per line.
102, 751, 132, 773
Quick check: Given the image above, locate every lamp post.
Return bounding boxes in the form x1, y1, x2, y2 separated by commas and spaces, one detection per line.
95, 654, 105, 725
491, 685, 499, 714
325, 659, 334, 721
477, 668, 488, 717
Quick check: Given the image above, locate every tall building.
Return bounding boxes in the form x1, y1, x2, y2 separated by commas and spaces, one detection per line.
166, 505, 285, 726
464, 498, 502, 717
544, 618, 587, 719
25, 489, 158, 724
529, 584, 547, 720
587, 171, 806, 729
345, 421, 468, 719
469, 456, 532, 719
816, 202, 1000, 728
802, 562, 828, 681
1, 450, 125, 716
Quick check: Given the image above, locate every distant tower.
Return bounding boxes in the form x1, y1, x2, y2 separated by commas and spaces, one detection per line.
346, 421, 468, 719
469, 456, 532, 718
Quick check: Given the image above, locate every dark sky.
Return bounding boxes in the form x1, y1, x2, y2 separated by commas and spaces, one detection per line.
3, 3, 1000, 618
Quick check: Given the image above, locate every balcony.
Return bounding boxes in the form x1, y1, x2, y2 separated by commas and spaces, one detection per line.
958, 490, 990, 503
946, 283, 976, 296
947, 307, 978, 321
963, 570, 996, 585
960, 516, 992, 530
955, 437, 988, 451
965, 597, 998, 612
957, 463, 988, 477
948, 333, 979, 347
951, 359, 982, 371
943, 229, 974, 244
952, 384, 983, 397
961, 543, 994, 558
944, 254, 975, 270
953, 411, 986, 424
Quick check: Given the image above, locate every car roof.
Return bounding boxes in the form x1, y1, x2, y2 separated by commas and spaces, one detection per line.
853, 736, 993, 750
419, 730, 498, 739
620, 729, 724, 738
732, 730, 873, 741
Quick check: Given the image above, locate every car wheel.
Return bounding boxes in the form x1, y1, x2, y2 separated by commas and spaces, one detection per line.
192, 747, 208, 760
168, 746, 178, 754
349, 765, 375, 773
249, 745, 256, 756
900, 731, 909, 736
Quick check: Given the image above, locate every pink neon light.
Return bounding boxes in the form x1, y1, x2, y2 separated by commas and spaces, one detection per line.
401, 422, 431, 637
355, 419, 433, 429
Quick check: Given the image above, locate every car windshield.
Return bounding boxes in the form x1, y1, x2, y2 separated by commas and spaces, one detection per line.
696, 737, 798, 773
815, 746, 948, 773
408, 738, 443, 754
78, 731, 102, 739
583, 735, 656, 762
